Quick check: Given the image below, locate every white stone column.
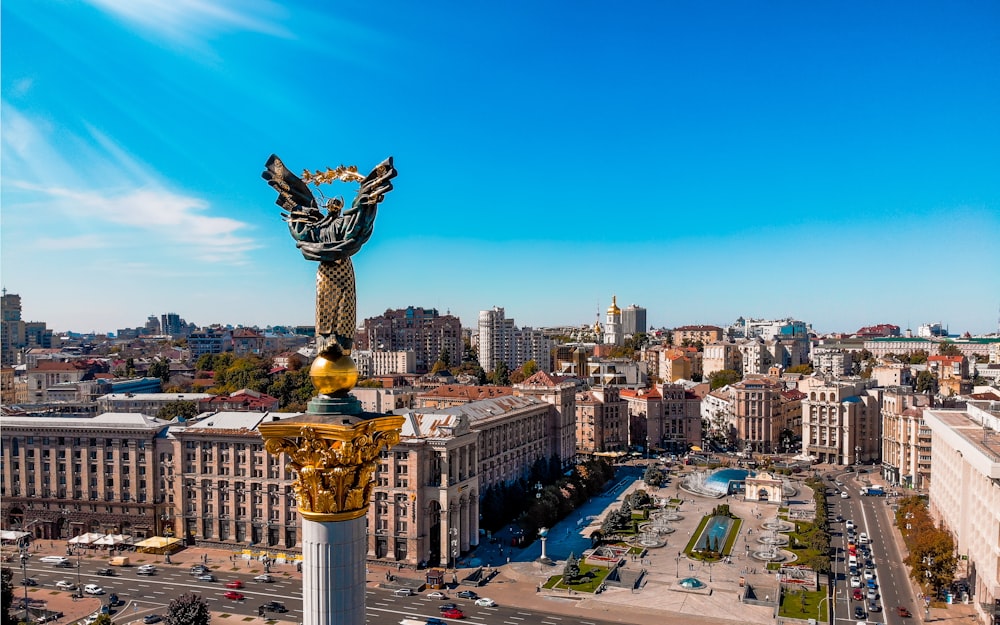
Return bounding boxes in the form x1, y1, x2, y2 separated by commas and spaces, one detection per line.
302, 516, 366, 625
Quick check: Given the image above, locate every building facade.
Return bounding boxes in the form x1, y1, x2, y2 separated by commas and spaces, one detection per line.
621, 304, 647, 336
575, 387, 626, 456
923, 403, 1000, 622
477, 307, 553, 374
880, 387, 933, 489
800, 377, 880, 465
672, 325, 724, 346
357, 307, 462, 374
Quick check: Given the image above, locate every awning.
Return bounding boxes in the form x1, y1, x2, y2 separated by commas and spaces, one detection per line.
690, 446, 702, 452
0, 530, 30, 542
68, 532, 106, 545
133, 536, 182, 553
93, 534, 131, 546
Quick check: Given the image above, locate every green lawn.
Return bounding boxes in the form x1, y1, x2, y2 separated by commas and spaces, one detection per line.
778, 588, 828, 621
544, 562, 614, 593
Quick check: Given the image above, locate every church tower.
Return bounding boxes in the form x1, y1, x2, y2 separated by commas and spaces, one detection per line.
604, 295, 622, 346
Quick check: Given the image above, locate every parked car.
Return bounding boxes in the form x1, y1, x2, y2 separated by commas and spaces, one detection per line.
866, 588, 878, 601
393, 588, 413, 597
869, 601, 881, 613
40, 556, 70, 565
426, 591, 447, 599
55, 580, 76, 590
863, 569, 875, 581
142, 616, 163, 624
456, 590, 478, 599
261, 601, 287, 613
109, 593, 122, 606
190, 565, 209, 575
897, 606, 912, 617
225, 580, 244, 589
253, 573, 273, 583
83, 584, 105, 595
474, 598, 497, 607
96, 568, 115, 576
441, 608, 464, 619
854, 606, 866, 620
425, 619, 446, 625
223, 591, 245, 601
850, 576, 861, 588
852, 589, 863, 601
438, 603, 457, 611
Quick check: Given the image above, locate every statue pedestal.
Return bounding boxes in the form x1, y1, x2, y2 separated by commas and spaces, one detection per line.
302, 516, 366, 625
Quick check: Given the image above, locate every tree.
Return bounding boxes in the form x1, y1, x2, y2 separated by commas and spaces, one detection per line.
643, 466, 665, 487
1, 567, 17, 625
430, 359, 449, 375
938, 342, 961, 356
915, 370, 937, 394
521, 360, 539, 378
125, 357, 137, 377
166, 592, 211, 625
786, 364, 813, 374
148, 358, 171, 382
490, 361, 510, 386
93, 616, 113, 625
563, 553, 580, 583
908, 349, 929, 365
157, 401, 199, 421
267, 368, 314, 411
707, 369, 740, 390
437, 348, 452, 368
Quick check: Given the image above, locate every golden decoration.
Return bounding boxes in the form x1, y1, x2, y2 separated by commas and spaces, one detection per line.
259, 416, 404, 521
310, 348, 359, 396
301, 165, 366, 186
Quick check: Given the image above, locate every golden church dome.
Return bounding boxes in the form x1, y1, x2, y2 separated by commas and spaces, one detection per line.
606, 295, 620, 315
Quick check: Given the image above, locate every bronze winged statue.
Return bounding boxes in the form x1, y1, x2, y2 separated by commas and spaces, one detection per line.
262, 155, 396, 361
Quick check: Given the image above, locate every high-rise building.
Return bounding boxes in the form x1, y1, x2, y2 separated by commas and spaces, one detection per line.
621, 304, 647, 336
477, 307, 553, 374
1, 292, 51, 366
358, 307, 462, 374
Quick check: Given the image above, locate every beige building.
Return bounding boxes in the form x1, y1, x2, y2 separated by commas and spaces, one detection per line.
576, 387, 626, 456
1, 414, 171, 540
621, 383, 701, 453
172, 412, 301, 550
703, 341, 741, 379
800, 377, 880, 465
880, 387, 933, 489
730, 378, 796, 454
513, 371, 580, 468
354, 349, 417, 376
872, 364, 914, 388
924, 403, 1000, 621
927, 355, 971, 396
672, 325, 724, 347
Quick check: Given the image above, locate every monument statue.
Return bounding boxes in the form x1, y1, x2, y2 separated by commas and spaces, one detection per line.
262, 154, 396, 367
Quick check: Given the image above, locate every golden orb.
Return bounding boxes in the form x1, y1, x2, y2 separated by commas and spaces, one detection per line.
310, 352, 358, 395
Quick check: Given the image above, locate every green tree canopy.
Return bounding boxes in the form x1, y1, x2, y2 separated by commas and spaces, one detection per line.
708, 369, 740, 390
643, 466, 665, 487
490, 361, 510, 386
148, 359, 171, 382
1, 567, 16, 625
915, 370, 937, 394
938, 342, 961, 356
786, 364, 813, 374
166, 592, 211, 625
157, 401, 199, 421
563, 553, 580, 582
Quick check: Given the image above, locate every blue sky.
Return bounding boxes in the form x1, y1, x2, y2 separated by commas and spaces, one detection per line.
3, 1, 998, 336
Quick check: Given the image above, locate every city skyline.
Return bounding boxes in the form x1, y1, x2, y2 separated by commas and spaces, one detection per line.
2, 2, 998, 335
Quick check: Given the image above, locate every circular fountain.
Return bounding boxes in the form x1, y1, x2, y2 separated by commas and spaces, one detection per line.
632, 528, 667, 549
681, 468, 749, 498
658, 510, 683, 522
750, 544, 787, 562
761, 517, 794, 532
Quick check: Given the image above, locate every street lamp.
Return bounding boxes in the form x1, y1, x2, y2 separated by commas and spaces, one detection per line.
75, 549, 83, 598
449, 527, 458, 572
19, 543, 30, 624
675, 555, 681, 578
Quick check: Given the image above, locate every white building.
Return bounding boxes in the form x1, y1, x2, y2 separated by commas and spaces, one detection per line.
604, 296, 622, 347
353, 349, 416, 376
477, 307, 553, 374
924, 402, 1000, 621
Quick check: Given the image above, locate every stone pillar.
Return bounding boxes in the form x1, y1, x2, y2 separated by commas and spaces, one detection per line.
302, 517, 365, 625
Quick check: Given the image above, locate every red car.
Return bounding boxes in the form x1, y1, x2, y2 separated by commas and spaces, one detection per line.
225, 580, 244, 589
897, 606, 912, 618
223, 591, 245, 601
852, 589, 863, 601
441, 608, 464, 619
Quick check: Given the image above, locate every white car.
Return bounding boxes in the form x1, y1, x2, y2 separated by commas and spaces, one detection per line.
863, 569, 875, 581
474, 598, 497, 607
55, 580, 76, 590
850, 576, 861, 588
40, 556, 70, 565
859, 533, 869, 544
845, 520, 855, 530
426, 591, 447, 599
253, 573, 273, 583
841, 492, 849, 499
84, 584, 104, 595
137, 565, 156, 575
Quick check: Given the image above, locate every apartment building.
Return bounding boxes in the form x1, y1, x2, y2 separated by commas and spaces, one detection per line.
621, 383, 701, 453
800, 377, 880, 465
513, 371, 581, 468
353, 349, 416, 376
672, 325, 724, 346
1, 414, 172, 540
703, 341, 741, 378
730, 378, 788, 454
924, 402, 1000, 622
97, 392, 214, 415
477, 307, 553, 374
358, 307, 462, 374
927, 355, 971, 396
880, 386, 933, 489
576, 387, 626, 456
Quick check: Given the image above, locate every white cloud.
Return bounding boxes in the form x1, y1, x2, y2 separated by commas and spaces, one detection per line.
34, 234, 108, 250
82, 0, 293, 44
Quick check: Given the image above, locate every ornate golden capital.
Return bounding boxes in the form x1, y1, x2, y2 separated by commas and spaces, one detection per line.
260, 416, 404, 522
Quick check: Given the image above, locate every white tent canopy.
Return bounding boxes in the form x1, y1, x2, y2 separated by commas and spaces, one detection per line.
0, 530, 30, 542
93, 534, 131, 546
68, 532, 105, 545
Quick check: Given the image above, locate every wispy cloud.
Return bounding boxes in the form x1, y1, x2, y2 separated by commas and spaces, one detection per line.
2, 105, 259, 264
82, 0, 293, 45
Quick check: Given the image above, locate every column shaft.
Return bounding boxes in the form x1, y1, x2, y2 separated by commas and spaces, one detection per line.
302, 516, 366, 625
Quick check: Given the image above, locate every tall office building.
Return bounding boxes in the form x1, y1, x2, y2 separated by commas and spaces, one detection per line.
1, 291, 23, 366
478, 307, 553, 374
621, 304, 647, 336
358, 307, 461, 374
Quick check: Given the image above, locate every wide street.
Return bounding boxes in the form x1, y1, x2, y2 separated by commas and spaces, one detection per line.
827, 467, 920, 625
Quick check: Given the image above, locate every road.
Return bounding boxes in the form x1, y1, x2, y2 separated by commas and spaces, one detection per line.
826, 468, 919, 625
17, 557, 626, 625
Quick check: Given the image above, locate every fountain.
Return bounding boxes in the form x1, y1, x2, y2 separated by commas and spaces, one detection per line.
681, 468, 749, 498
678, 577, 706, 589
658, 510, 683, 522
632, 528, 667, 549
761, 517, 794, 533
